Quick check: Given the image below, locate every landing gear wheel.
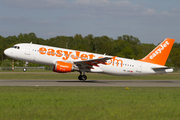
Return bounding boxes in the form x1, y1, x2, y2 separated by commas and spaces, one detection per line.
78, 75, 87, 81
23, 68, 27, 72
82, 75, 87, 81
78, 75, 82, 80
82, 75, 87, 80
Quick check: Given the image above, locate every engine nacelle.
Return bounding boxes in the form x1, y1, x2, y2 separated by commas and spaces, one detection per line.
53, 61, 78, 73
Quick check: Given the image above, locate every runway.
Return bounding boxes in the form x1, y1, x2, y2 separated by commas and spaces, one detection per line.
0, 79, 180, 87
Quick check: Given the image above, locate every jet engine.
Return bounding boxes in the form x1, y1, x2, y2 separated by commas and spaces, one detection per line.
53, 61, 79, 73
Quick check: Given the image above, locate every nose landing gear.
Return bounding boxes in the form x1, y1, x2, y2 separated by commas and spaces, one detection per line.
23, 68, 27, 72
23, 62, 28, 72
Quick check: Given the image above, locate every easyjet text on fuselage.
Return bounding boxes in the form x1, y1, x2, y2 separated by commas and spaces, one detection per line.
39, 47, 123, 67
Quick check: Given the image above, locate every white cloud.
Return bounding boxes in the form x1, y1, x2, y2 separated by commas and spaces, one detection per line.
75, 0, 109, 6
2, 0, 67, 9
141, 8, 156, 16
170, 7, 180, 13
0, 16, 50, 25
1, 0, 180, 44
0, 16, 32, 24
2, 0, 179, 18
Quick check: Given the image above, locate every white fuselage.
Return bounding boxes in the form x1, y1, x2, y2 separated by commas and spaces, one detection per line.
4, 43, 171, 76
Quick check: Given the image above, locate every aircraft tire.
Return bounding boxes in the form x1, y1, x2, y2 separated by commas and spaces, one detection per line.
78, 75, 87, 81
23, 68, 27, 72
82, 75, 87, 81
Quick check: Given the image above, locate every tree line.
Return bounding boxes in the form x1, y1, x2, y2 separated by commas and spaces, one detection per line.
0, 33, 180, 69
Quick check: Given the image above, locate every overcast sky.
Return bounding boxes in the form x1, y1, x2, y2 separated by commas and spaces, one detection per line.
0, 0, 180, 44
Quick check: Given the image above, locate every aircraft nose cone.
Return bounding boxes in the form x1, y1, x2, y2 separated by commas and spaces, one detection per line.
4, 49, 8, 55
4, 49, 12, 56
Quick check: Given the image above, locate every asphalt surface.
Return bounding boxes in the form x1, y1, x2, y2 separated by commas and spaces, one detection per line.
0, 79, 180, 87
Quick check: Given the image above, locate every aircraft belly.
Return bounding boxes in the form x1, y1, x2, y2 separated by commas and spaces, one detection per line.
100, 65, 135, 76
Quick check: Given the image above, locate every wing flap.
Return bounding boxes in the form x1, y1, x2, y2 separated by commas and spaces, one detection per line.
74, 57, 112, 69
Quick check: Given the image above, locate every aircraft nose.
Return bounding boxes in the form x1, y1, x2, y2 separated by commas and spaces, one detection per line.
4, 49, 8, 55
4, 48, 12, 56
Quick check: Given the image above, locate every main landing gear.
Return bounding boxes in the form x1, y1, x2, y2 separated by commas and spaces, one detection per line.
78, 71, 87, 81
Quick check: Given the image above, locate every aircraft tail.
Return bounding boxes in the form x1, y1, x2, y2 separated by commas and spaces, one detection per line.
140, 38, 175, 66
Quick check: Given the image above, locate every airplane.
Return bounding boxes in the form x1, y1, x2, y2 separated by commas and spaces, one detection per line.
4, 38, 175, 81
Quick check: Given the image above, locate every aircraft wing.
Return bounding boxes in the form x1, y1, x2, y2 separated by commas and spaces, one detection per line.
74, 57, 112, 69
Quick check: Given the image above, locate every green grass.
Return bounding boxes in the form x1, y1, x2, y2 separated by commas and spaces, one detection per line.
0, 72, 180, 80
0, 87, 180, 120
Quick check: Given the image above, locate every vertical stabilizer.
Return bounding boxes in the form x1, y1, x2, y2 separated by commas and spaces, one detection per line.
140, 38, 175, 66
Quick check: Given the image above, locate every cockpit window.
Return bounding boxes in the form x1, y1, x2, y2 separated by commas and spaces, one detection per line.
12, 46, 20, 49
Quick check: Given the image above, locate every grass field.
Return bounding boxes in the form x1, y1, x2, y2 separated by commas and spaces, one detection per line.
0, 72, 180, 119
0, 71, 180, 80
0, 87, 180, 120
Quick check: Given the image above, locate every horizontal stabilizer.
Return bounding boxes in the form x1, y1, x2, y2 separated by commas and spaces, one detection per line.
152, 67, 173, 73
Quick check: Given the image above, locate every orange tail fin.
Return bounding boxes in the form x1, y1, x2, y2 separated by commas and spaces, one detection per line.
140, 38, 175, 66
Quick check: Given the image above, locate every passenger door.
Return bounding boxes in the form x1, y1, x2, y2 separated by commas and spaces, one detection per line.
25, 45, 31, 55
